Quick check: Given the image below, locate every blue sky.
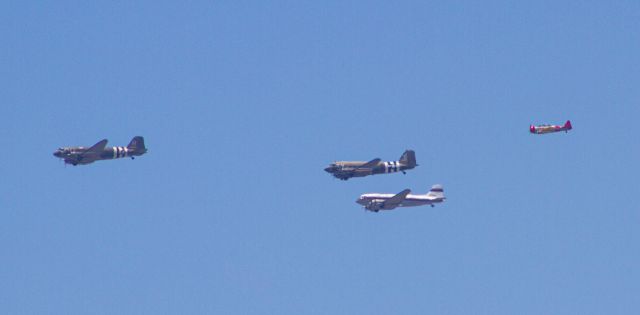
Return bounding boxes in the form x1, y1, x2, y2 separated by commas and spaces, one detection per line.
2, 1, 639, 314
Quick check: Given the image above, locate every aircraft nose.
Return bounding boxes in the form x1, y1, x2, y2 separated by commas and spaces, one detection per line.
324, 166, 333, 173
53, 150, 61, 157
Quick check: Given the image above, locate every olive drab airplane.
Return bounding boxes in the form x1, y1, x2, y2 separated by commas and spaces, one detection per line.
53, 136, 147, 166
324, 150, 417, 180
356, 185, 446, 212
530, 120, 572, 134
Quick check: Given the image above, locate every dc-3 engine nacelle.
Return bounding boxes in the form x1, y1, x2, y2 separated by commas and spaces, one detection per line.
365, 199, 385, 212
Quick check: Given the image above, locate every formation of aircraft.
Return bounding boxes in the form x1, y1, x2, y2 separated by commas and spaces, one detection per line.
324, 150, 417, 180
324, 149, 442, 212
53, 136, 147, 166
324, 120, 570, 212
530, 120, 572, 134
356, 185, 445, 212
53, 119, 571, 213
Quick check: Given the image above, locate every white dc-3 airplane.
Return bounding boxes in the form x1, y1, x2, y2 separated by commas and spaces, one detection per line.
356, 185, 445, 212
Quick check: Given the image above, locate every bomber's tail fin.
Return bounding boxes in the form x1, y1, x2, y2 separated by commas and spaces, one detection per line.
399, 150, 417, 168
127, 136, 147, 153
426, 184, 444, 199
564, 120, 572, 130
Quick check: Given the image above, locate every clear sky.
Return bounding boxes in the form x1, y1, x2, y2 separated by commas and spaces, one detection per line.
2, 1, 639, 314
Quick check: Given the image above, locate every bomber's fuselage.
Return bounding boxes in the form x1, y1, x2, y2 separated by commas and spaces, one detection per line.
324, 150, 417, 180
356, 194, 443, 208
53, 146, 146, 165
324, 160, 413, 180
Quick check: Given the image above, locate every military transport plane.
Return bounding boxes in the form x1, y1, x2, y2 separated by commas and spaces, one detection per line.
356, 185, 445, 212
53, 136, 147, 166
324, 150, 417, 180
530, 120, 572, 134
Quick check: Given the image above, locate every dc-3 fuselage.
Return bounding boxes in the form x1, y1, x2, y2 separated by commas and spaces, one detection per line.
530, 120, 572, 134
357, 185, 445, 212
53, 136, 147, 166
324, 150, 417, 180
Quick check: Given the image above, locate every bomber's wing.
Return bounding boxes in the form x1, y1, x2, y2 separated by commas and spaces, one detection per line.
353, 158, 381, 171
383, 189, 411, 210
85, 139, 108, 155
78, 139, 108, 163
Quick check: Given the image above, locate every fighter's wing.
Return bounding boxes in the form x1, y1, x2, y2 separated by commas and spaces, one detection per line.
383, 189, 411, 210
353, 158, 381, 171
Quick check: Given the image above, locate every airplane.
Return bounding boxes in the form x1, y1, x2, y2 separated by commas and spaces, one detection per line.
53, 136, 147, 166
530, 120, 572, 134
356, 185, 446, 212
324, 150, 417, 180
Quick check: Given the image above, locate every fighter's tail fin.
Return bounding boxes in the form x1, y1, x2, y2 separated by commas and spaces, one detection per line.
426, 184, 444, 199
399, 150, 417, 168
127, 136, 147, 153
564, 120, 572, 130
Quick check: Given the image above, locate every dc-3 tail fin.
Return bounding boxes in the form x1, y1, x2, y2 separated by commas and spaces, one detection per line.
564, 120, 572, 130
399, 150, 417, 168
426, 184, 444, 199
127, 136, 147, 153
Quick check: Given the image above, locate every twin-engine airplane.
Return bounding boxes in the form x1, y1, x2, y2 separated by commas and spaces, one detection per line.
356, 185, 445, 212
53, 136, 147, 166
324, 150, 417, 180
530, 120, 572, 134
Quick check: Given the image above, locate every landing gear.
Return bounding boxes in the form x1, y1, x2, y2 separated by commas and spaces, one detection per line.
402, 171, 406, 174
131, 156, 135, 160
430, 204, 434, 208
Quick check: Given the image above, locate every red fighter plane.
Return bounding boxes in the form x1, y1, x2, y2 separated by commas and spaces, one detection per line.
530, 120, 572, 134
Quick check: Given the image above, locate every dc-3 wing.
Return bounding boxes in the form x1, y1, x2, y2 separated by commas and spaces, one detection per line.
84, 139, 108, 157
353, 158, 381, 171
383, 189, 411, 210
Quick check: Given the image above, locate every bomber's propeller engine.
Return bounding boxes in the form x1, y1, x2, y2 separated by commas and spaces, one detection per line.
365, 199, 385, 212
